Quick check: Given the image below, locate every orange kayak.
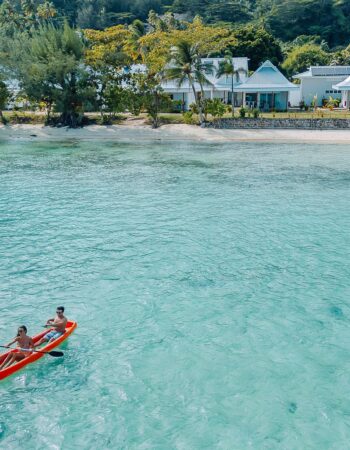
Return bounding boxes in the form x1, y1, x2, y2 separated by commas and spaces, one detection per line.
0, 320, 77, 381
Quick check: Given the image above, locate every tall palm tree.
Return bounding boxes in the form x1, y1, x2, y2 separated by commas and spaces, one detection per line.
216, 54, 247, 117
164, 41, 213, 124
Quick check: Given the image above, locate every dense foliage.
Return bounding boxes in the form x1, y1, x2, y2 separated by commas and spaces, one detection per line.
1, 0, 350, 127
1, 0, 349, 48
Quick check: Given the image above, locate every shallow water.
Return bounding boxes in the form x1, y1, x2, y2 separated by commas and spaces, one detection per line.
0, 139, 350, 449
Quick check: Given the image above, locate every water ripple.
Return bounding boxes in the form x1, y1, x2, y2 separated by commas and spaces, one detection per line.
0, 140, 350, 449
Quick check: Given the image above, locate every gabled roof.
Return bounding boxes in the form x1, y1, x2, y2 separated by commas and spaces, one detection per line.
333, 75, 350, 91
161, 57, 249, 91
294, 66, 350, 78
234, 60, 298, 92
292, 70, 311, 79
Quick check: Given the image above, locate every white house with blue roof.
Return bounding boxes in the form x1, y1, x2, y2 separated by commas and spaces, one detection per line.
234, 60, 299, 111
161, 57, 249, 110
161, 59, 301, 112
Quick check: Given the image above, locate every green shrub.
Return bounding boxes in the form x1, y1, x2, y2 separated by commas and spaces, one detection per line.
239, 107, 246, 118
170, 99, 184, 112
99, 114, 114, 125
326, 96, 341, 109
189, 102, 199, 114
8, 112, 46, 124
252, 108, 260, 118
157, 114, 185, 125
182, 111, 195, 124
206, 98, 226, 119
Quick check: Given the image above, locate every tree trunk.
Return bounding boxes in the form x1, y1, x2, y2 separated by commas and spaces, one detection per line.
199, 83, 208, 120
149, 90, 159, 128
153, 91, 159, 128
46, 101, 52, 122
190, 81, 204, 124
60, 73, 82, 128
100, 81, 106, 118
231, 73, 234, 118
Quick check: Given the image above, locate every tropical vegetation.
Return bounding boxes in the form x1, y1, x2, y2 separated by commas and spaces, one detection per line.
0, 0, 350, 126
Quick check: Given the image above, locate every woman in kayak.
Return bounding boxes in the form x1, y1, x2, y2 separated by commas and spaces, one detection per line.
0, 326, 34, 370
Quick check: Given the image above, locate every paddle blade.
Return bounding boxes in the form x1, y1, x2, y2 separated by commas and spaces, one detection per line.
48, 351, 64, 357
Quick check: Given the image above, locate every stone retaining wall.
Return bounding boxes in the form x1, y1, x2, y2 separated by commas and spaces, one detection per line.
205, 118, 350, 130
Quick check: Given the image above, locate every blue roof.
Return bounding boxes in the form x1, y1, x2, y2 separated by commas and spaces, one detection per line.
294, 66, 350, 78
235, 60, 298, 92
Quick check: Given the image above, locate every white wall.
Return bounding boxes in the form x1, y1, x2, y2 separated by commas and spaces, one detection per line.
289, 88, 301, 107
340, 91, 350, 109
300, 77, 343, 106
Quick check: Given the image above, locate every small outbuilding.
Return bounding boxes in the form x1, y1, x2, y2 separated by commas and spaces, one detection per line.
333, 76, 350, 109
234, 60, 299, 111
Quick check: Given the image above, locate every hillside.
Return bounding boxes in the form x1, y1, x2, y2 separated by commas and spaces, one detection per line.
2, 0, 350, 48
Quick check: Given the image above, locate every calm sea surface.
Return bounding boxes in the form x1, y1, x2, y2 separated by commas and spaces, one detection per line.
0, 139, 350, 449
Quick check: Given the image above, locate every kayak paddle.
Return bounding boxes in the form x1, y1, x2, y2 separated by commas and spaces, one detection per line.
0, 346, 64, 358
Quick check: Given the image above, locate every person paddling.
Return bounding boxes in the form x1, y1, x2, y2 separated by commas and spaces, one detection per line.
0, 326, 34, 370
35, 306, 68, 346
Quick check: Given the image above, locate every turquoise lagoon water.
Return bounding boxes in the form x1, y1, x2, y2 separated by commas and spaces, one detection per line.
0, 138, 350, 449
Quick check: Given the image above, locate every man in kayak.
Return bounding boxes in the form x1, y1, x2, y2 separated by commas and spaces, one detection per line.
35, 306, 68, 346
0, 326, 34, 370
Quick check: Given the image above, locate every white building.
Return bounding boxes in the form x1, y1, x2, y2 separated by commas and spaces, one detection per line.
293, 66, 350, 107
161, 57, 249, 110
162, 59, 300, 112
333, 76, 350, 108
234, 60, 299, 111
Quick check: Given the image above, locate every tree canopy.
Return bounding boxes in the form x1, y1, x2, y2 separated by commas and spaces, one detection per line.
282, 44, 331, 77
1, 0, 350, 127
1, 0, 350, 48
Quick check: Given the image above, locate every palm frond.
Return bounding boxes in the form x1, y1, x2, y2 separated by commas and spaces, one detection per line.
195, 70, 212, 86
234, 66, 248, 82
164, 67, 189, 87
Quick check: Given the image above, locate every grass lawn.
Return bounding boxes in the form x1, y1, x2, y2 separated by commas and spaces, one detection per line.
158, 110, 350, 122
2, 109, 350, 126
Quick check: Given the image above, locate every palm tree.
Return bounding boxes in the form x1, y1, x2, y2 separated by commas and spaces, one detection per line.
37, 2, 57, 21
164, 41, 213, 124
126, 19, 146, 62
216, 53, 247, 117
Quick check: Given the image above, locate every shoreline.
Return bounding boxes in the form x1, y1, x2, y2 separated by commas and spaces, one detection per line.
1, 123, 350, 143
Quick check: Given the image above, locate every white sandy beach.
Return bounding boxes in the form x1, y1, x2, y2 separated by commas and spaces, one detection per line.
1, 123, 350, 143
